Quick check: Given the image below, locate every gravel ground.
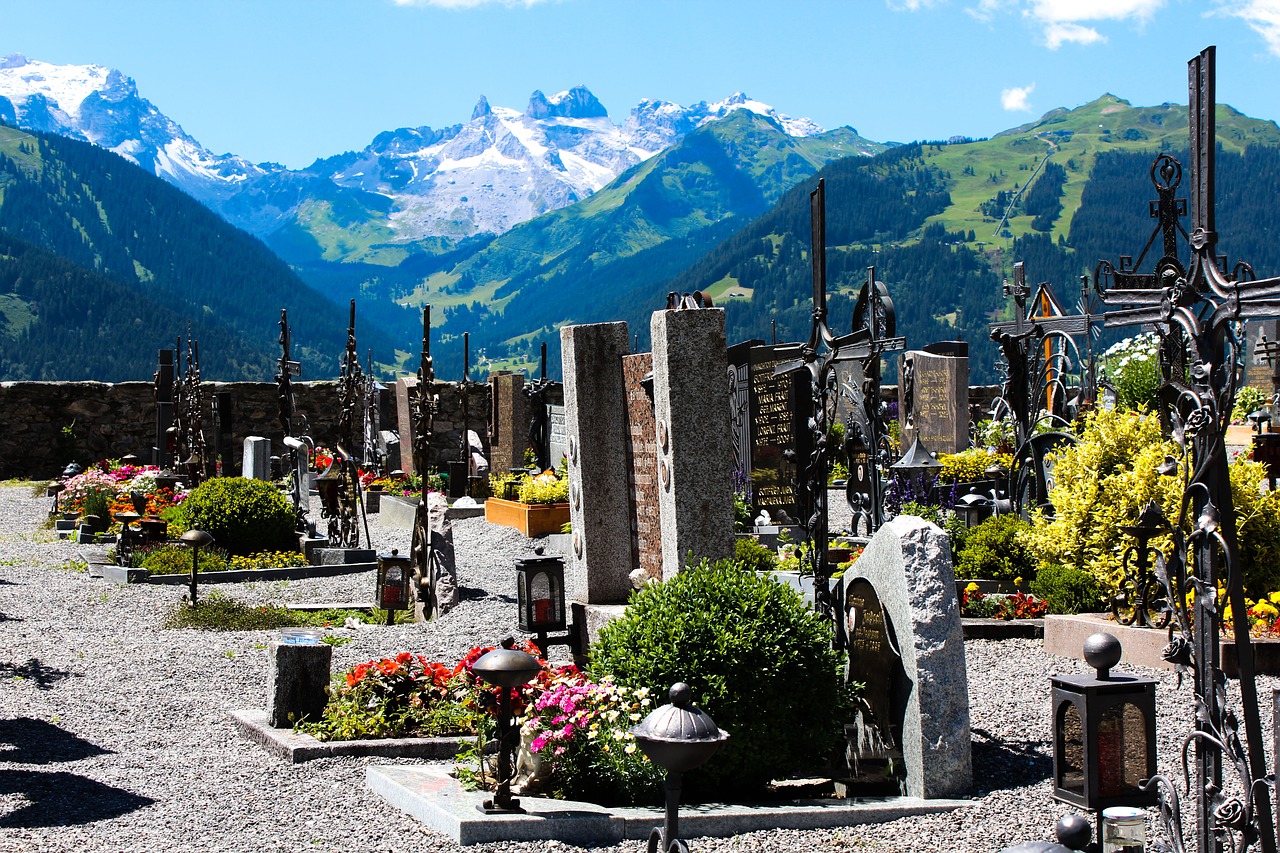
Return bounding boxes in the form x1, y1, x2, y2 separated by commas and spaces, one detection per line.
0, 482, 1271, 853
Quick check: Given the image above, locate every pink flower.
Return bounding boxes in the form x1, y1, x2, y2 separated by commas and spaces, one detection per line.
530, 735, 547, 753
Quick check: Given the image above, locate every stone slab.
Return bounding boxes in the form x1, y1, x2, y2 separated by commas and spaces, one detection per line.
98, 562, 377, 585
367, 765, 971, 847
1043, 613, 1280, 678
313, 548, 377, 566
582, 603, 627, 645
230, 709, 465, 764
379, 496, 486, 529
961, 618, 1044, 640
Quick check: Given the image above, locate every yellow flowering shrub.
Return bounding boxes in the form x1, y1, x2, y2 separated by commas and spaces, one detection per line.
1024, 407, 1280, 599
937, 449, 1013, 484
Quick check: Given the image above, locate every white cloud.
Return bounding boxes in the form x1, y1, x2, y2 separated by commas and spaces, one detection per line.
1001, 83, 1036, 111
1026, 0, 1164, 23
1044, 21, 1107, 48
887, 0, 946, 10
1216, 1, 1280, 57
966, 0, 1013, 22
392, 0, 552, 8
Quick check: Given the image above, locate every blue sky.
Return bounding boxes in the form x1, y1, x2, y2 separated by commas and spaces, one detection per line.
4, 0, 1280, 169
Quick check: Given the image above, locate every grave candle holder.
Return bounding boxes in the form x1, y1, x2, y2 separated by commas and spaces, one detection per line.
375, 548, 411, 625
515, 546, 585, 660
1050, 633, 1156, 848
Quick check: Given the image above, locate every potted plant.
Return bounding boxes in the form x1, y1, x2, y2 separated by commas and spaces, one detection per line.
484, 471, 570, 537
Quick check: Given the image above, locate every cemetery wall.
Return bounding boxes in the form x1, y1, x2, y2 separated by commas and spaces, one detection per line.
0, 380, 490, 479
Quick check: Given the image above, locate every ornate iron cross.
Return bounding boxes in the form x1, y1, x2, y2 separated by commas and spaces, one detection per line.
1094, 46, 1280, 853
774, 179, 902, 616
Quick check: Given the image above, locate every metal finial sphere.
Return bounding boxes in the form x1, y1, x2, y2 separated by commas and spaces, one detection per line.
669, 682, 692, 707
1083, 632, 1122, 677
1056, 814, 1092, 851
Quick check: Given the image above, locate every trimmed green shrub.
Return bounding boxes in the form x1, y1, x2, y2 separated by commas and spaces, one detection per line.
733, 536, 778, 574
1030, 564, 1105, 615
177, 477, 297, 555
588, 559, 852, 796
955, 514, 1036, 583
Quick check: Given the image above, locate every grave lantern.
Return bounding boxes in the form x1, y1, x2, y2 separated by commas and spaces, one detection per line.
631, 682, 730, 853
956, 493, 993, 528
375, 548, 412, 623
516, 545, 566, 634
48, 482, 65, 516
1249, 409, 1272, 434
179, 528, 214, 607
1050, 632, 1156, 844
471, 639, 543, 814
889, 437, 942, 499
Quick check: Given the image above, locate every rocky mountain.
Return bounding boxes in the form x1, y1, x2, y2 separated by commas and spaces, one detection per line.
0, 55, 880, 266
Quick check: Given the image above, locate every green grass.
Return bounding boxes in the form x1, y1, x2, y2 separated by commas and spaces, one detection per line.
0, 294, 36, 339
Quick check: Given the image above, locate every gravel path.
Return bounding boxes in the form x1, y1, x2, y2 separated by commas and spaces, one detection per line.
0, 483, 1270, 852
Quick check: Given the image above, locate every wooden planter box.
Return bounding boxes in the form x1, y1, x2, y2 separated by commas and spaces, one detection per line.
484, 498, 570, 537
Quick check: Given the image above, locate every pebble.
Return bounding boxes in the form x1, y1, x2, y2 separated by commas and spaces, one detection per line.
0, 484, 1271, 852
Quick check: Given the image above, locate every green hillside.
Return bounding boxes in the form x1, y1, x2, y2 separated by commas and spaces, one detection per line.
0, 124, 396, 380
662, 99, 1280, 385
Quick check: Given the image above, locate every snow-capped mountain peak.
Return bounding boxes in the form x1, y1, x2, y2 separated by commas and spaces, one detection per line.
0, 57, 838, 250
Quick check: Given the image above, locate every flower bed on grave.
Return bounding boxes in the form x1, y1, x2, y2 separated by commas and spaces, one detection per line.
295, 560, 852, 806
58, 460, 187, 529
485, 467, 570, 537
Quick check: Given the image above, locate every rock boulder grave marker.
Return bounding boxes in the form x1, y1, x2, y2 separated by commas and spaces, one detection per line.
841, 515, 971, 799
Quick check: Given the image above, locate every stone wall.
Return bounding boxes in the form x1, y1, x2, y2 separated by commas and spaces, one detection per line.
0, 379, 490, 479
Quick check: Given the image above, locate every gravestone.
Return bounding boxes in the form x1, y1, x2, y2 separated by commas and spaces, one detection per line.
746, 344, 808, 524
842, 515, 971, 799
489, 372, 528, 473
547, 404, 568, 469
622, 352, 662, 582
841, 577, 907, 793
268, 639, 331, 728
651, 307, 735, 573
899, 344, 969, 453
1246, 319, 1280, 397
562, 322, 634, 604
394, 377, 419, 476
242, 436, 271, 480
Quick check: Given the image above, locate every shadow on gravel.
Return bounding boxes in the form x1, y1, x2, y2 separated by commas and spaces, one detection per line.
0, 612, 21, 622
458, 585, 515, 603
0, 658, 77, 689
0, 770, 153, 827
0, 718, 111, 764
970, 726, 1053, 792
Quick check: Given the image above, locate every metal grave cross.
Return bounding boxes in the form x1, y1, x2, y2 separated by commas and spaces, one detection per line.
773, 179, 903, 617
1092, 47, 1280, 853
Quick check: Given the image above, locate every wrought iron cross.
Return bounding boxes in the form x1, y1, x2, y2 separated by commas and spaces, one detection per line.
774, 179, 900, 616
1094, 46, 1280, 853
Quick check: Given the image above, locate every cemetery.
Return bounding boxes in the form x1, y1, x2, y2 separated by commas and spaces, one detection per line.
7, 46, 1280, 853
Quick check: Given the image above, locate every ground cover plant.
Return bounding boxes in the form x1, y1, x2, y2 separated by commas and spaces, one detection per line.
162, 593, 374, 631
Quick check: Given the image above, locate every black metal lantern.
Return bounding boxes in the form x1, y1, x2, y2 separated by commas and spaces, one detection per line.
470, 639, 543, 814
955, 493, 993, 528
631, 683, 730, 853
48, 482, 65, 517
376, 548, 412, 623
517, 546, 566, 634
179, 528, 214, 606
889, 436, 942, 484
1050, 633, 1157, 844
1248, 409, 1272, 434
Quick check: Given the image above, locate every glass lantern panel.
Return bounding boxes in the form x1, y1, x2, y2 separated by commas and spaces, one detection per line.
530, 570, 561, 624
1097, 703, 1148, 797
1056, 700, 1084, 796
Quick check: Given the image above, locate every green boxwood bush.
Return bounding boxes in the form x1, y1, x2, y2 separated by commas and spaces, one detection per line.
733, 536, 777, 574
1030, 563, 1105, 614
588, 559, 852, 796
955, 514, 1036, 583
177, 477, 298, 555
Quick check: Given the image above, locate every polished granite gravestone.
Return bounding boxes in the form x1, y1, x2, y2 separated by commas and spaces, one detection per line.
898, 346, 969, 454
